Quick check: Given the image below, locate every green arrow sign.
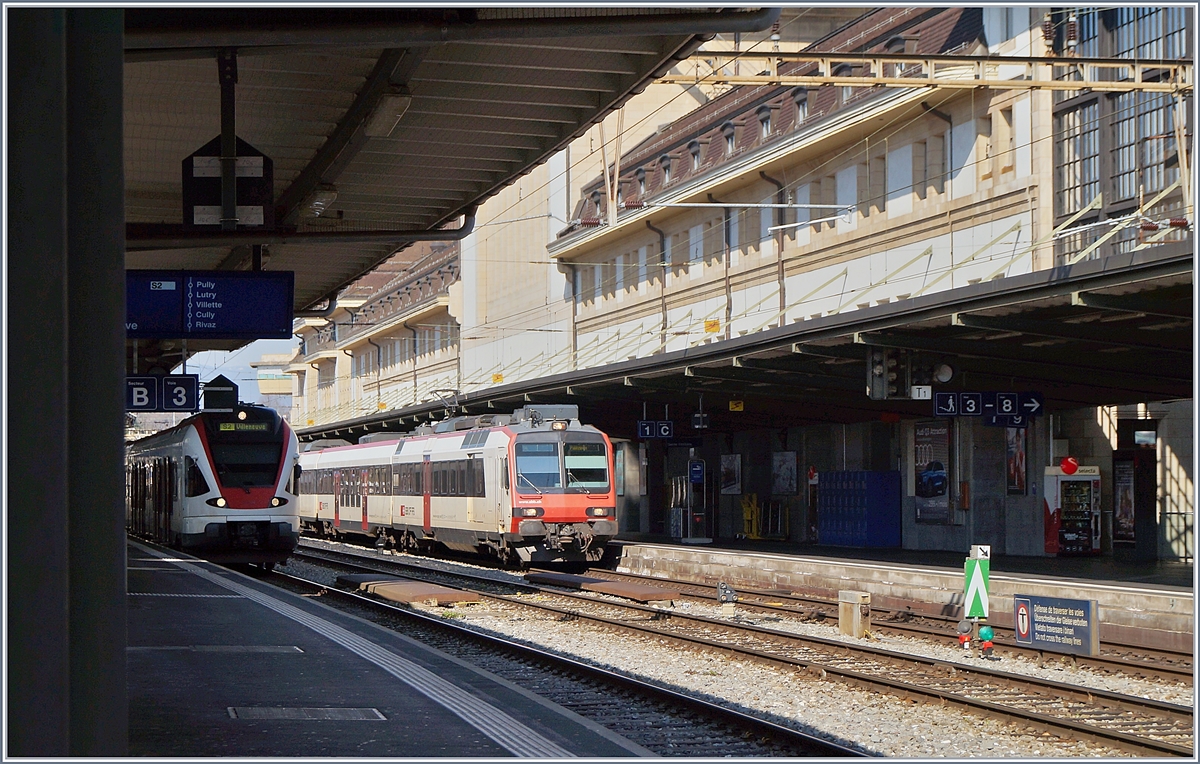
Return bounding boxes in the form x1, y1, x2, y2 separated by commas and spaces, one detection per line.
964, 558, 990, 618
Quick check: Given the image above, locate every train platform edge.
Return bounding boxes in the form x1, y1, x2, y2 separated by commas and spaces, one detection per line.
127, 540, 652, 758
610, 537, 1194, 651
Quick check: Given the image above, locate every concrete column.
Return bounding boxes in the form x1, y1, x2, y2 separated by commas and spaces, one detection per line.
65, 9, 128, 756
7, 8, 71, 756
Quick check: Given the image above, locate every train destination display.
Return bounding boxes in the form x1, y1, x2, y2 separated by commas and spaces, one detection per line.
127, 270, 294, 340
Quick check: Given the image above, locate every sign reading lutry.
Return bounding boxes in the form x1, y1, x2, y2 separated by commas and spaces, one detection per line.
126, 270, 294, 340
1012, 594, 1100, 656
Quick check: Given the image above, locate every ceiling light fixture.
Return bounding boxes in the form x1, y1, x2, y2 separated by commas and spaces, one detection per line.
300, 183, 338, 218
933, 363, 955, 384
363, 88, 412, 138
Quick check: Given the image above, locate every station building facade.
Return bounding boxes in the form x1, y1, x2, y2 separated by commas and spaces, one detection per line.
287, 7, 1193, 561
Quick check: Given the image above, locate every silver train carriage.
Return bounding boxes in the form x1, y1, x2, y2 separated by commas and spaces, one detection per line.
126, 404, 301, 568
296, 405, 618, 566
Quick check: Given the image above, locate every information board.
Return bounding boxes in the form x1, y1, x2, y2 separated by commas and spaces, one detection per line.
125, 374, 200, 412
127, 270, 294, 340
1012, 594, 1100, 656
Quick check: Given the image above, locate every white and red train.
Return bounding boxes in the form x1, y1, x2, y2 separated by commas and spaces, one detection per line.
296, 405, 618, 566
125, 404, 301, 569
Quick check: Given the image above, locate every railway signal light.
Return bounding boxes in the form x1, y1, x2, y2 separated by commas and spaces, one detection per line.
866, 348, 911, 400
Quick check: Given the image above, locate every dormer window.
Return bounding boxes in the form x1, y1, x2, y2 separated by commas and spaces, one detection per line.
721, 121, 736, 155
659, 154, 672, 185
636, 167, 646, 196
590, 188, 603, 215
757, 105, 772, 138
792, 87, 808, 125
688, 140, 701, 170
833, 63, 853, 104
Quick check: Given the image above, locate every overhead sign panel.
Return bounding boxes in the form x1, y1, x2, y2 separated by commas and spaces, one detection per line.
127, 270, 294, 340
933, 391, 1045, 419
125, 374, 200, 412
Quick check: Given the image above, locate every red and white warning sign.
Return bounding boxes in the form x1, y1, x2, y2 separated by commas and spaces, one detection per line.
1014, 597, 1032, 645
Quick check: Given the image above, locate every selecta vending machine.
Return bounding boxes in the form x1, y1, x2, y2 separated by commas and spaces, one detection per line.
1044, 462, 1102, 555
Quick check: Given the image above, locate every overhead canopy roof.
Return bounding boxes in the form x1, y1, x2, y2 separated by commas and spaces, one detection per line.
122, 7, 779, 369
298, 246, 1193, 440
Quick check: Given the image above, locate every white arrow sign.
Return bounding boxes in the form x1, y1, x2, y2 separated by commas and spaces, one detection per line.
964, 559, 990, 618
1024, 398, 1041, 413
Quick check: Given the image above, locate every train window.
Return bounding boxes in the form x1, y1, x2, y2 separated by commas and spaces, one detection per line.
501, 458, 509, 490
184, 456, 210, 497
564, 442, 610, 491
514, 442, 562, 489
472, 459, 485, 497
458, 462, 467, 496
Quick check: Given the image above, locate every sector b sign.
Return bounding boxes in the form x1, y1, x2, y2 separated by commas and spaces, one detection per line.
126, 374, 200, 412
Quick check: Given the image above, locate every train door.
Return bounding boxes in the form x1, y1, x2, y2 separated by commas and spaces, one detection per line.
333, 470, 341, 528
360, 468, 369, 530
492, 454, 510, 533
422, 455, 432, 533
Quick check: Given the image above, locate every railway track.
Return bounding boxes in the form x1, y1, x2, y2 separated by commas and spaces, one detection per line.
268, 568, 861, 757
583, 568, 1195, 682
289, 543, 1195, 757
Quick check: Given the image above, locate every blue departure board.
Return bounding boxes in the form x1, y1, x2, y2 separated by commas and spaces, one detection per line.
127, 270, 294, 340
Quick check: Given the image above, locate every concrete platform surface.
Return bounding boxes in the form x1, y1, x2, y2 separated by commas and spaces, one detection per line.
127, 541, 650, 757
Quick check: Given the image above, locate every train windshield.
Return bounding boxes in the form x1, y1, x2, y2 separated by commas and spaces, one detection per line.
513, 435, 610, 494
210, 443, 282, 487
514, 442, 561, 490
564, 442, 608, 490
204, 410, 284, 488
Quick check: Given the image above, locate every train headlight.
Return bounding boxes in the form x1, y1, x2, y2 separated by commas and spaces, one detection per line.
520, 507, 543, 517
586, 507, 611, 517
237, 410, 247, 421
271, 497, 280, 507
206, 497, 228, 508
550, 420, 567, 431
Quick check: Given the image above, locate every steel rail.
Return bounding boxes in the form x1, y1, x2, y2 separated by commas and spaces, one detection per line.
583, 568, 1195, 682
270, 567, 862, 757
290, 545, 1195, 757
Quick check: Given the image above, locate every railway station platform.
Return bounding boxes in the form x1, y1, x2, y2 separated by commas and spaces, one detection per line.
611, 538, 1194, 651
127, 540, 650, 758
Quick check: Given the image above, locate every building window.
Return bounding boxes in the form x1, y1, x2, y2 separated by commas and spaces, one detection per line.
636, 167, 646, 196
721, 122, 736, 155
792, 87, 808, 125
1054, 102, 1100, 218
659, 154, 672, 185
833, 63, 853, 104
757, 106, 771, 139
689, 140, 701, 171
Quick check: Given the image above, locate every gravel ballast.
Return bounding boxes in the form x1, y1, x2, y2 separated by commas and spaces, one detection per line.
280, 544, 1193, 758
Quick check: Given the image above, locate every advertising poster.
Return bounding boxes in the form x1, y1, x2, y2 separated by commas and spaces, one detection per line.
1006, 426, 1027, 495
771, 451, 797, 495
914, 420, 951, 524
1113, 460, 1135, 542
720, 453, 742, 495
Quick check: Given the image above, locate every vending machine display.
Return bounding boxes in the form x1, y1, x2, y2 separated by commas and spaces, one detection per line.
1043, 466, 1101, 555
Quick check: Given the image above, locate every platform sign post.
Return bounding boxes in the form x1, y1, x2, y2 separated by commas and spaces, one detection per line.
964, 545, 990, 620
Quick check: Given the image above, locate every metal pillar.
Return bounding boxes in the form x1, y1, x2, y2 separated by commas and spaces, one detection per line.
7, 8, 128, 756
218, 48, 238, 231
7, 9, 71, 756
66, 10, 128, 755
